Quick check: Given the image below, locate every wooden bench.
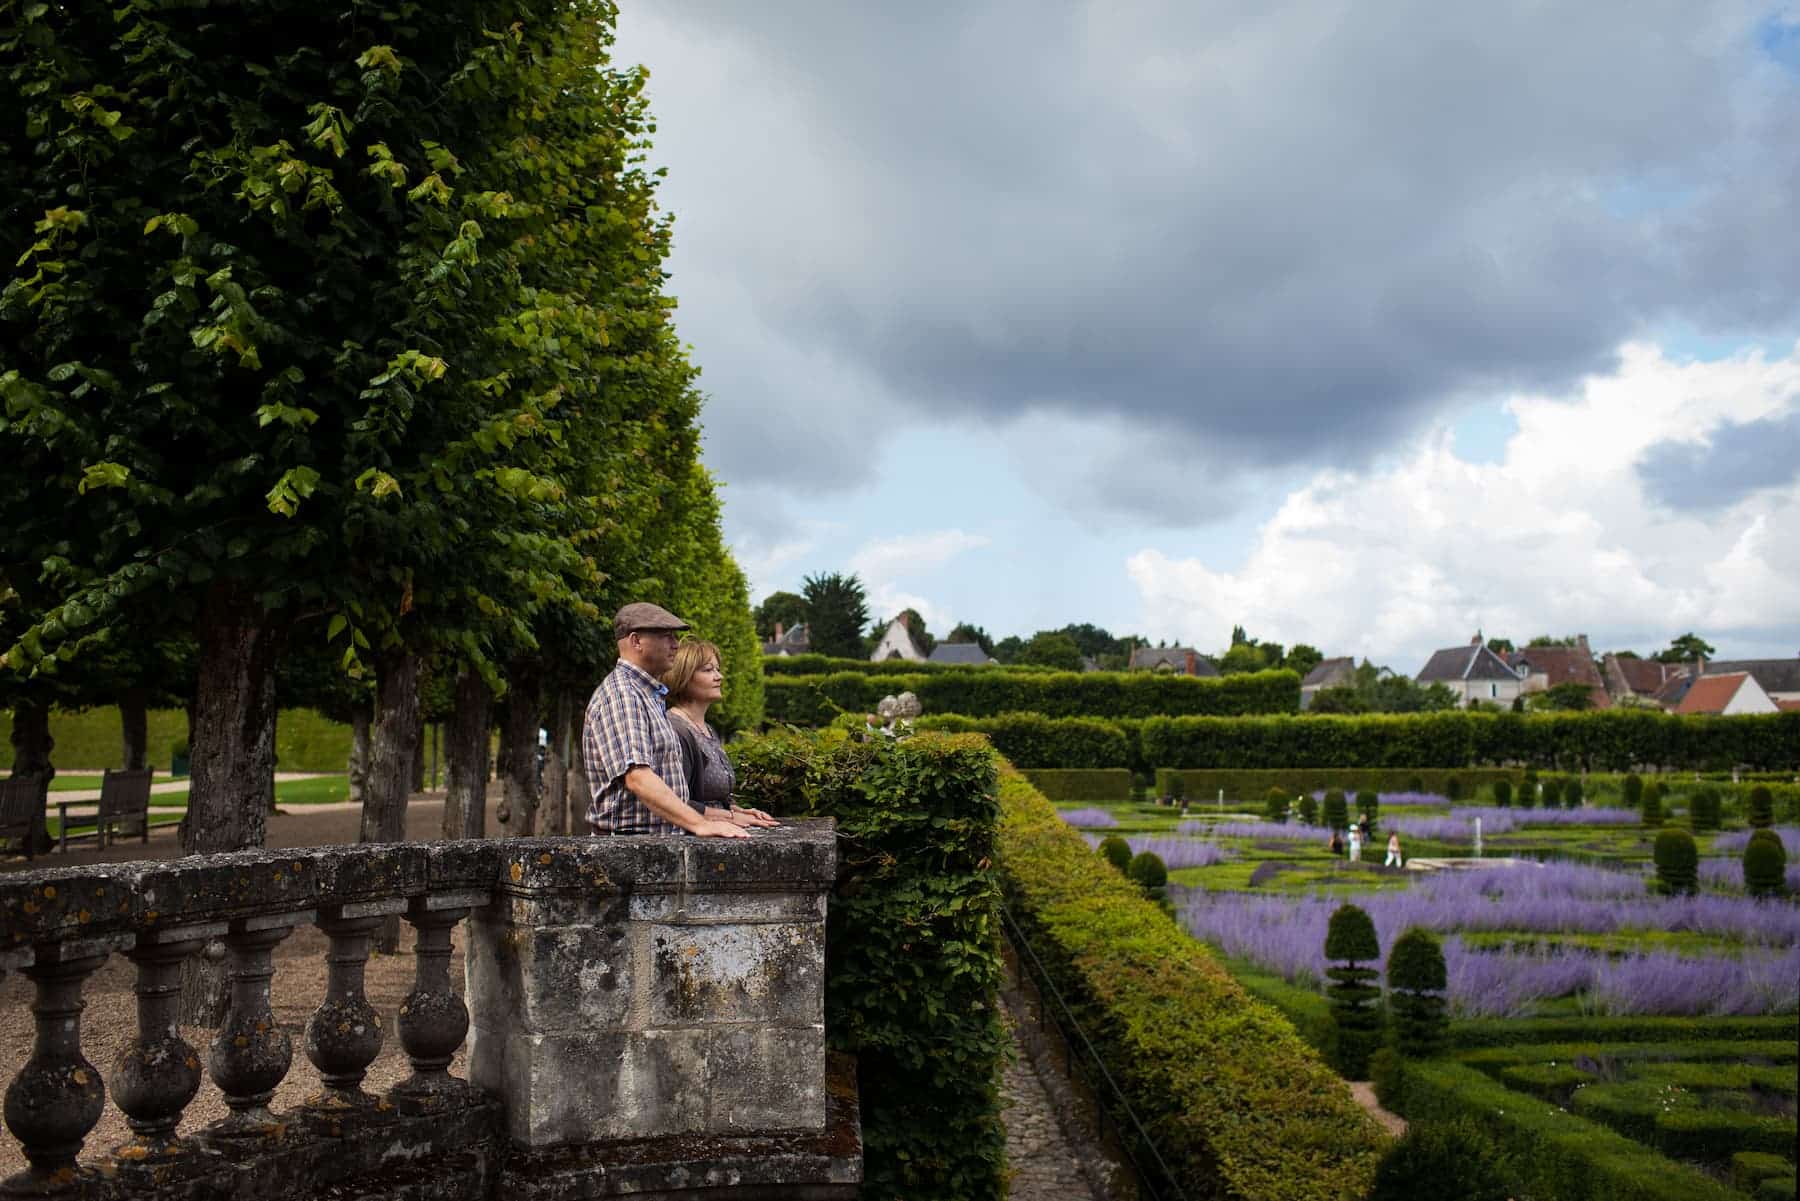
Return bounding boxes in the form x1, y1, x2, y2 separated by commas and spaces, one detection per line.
55, 767, 153, 852
1, 775, 43, 861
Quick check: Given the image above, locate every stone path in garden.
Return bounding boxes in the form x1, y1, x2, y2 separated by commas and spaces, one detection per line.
1001, 1017, 1107, 1201
1349, 1082, 1408, 1137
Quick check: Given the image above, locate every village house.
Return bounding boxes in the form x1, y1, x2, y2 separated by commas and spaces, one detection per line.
1299, 656, 1357, 709
762, 621, 811, 656
870, 613, 927, 662
1601, 652, 1687, 705
1672, 671, 1779, 716
928, 641, 996, 665
1415, 635, 1526, 708
1508, 635, 1611, 709
1703, 658, 1800, 709
1127, 646, 1220, 676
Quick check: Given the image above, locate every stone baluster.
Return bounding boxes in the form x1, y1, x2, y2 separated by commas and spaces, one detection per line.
108, 925, 219, 1161
1, 940, 116, 1194
206, 912, 310, 1138
391, 893, 482, 1110
304, 902, 401, 1113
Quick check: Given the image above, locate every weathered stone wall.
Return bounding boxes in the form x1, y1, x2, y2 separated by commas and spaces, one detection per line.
0, 822, 859, 1200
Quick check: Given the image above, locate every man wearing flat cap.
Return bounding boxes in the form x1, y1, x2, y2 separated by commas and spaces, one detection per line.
581, 602, 748, 838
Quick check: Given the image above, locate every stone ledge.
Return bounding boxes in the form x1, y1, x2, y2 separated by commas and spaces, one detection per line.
495, 1053, 862, 1201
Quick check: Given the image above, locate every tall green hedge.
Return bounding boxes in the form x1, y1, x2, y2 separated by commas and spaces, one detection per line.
1141, 711, 1800, 771
1020, 768, 1135, 801
0, 706, 352, 773
919, 713, 1133, 769
763, 654, 1057, 676
996, 765, 1385, 1199
763, 668, 1300, 725
729, 730, 1008, 1201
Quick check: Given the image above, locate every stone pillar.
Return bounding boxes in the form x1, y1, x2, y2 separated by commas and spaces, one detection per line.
2, 939, 118, 1196
467, 821, 857, 1197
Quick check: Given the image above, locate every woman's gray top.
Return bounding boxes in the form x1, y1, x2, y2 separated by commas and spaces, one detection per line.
672, 713, 735, 809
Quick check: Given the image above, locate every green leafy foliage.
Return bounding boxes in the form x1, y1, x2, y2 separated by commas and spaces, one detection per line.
1370, 1117, 1513, 1201
729, 730, 1007, 1200
1264, 785, 1290, 821
920, 714, 1131, 770
1299, 793, 1319, 825
1688, 786, 1722, 833
1386, 928, 1448, 1057
1624, 773, 1644, 808
1565, 775, 1585, 808
1540, 776, 1563, 808
1642, 781, 1664, 827
1492, 778, 1512, 807
1127, 850, 1168, 900
1019, 768, 1133, 801
1653, 828, 1698, 895
996, 767, 1386, 1199
800, 573, 869, 660
1357, 788, 1380, 835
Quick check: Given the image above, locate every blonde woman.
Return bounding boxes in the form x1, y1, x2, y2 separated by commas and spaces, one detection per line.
661, 640, 779, 829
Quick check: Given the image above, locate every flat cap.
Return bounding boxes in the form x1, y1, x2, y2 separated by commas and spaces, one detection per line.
613, 602, 690, 640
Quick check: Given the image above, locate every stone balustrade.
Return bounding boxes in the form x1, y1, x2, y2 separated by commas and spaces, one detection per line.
0, 822, 859, 1201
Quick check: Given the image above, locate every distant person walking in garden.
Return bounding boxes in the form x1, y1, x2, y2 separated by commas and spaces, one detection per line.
1385, 831, 1403, 868
1329, 829, 1344, 857
1347, 824, 1362, 862
663, 639, 778, 830
583, 603, 747, 838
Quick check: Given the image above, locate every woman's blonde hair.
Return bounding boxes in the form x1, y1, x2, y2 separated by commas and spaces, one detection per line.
662, 638, 723, 702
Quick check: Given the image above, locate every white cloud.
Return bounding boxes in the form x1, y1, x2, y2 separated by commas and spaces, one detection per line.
849, 530, 993, 632
1128, 341, 1800, 670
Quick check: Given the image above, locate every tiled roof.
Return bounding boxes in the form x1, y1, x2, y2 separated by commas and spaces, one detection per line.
928, 642, 993, 665
1608, 655, 1678, 695
1417, 644, 1519, 683
761, 623, 811, 655
1777, 699, 1800, 712
1510, 645, 1610, 709
1674, 673, 1750, 715
1706, 659, 1800, 696
1301, 657, 1357, 689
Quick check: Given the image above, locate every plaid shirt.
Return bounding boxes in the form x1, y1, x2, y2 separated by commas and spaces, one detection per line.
583, 659, 695, 835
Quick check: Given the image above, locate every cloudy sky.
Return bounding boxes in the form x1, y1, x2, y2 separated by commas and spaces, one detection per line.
612, 2, 1800, 671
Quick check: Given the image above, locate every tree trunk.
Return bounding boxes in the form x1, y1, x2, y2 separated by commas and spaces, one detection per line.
346, 706, 372, 805
567, 695, 589, 835
499, 659, 541, 837
362, 649, 420, 952
119, 687, 148, 771
411, 711, 426, 792
542, 688, 571, 835
443, 669, 491, 840
179, 579, 283, 1024
9, 698, 55, 854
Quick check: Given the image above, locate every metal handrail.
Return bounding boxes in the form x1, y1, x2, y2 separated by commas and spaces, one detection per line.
999, 900, 1192, 1201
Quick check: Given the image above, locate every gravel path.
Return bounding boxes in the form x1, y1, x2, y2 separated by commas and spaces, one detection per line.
1001, 1019, 1106, 1201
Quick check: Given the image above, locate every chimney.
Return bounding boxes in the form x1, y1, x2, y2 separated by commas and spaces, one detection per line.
1577, 634, 1589, 652
1695, 654, 1706, 676
1185, 650, 1197, 676
773, 622, 785, 641
1471, 632, 1483, 646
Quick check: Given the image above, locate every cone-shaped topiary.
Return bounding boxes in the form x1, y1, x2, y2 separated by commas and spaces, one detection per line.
1491, 779, 1512, 808
1356, 790, 1380, 835
1370, 1118, 1512, 1201
1744, 829, 1787, 899
1405, 775, 1424, 794
1747, 785, 1774, 829
1324, 903, 1383, 1078
1127, 850, 1168, 902
1386, 927, 1448, 1056
1564, 776, 1584, 809
1097, 835, 1132, 874
1654, 827, 1698, 895
1519, 771, 1539, 810
1623, 773, 1644, 808
1444, 775, 1464, 803
1641, 782, 1663, 827
1689, 787, 1722, 832
1323, 789, 1348, 832
1265, 785, 1290, 822
1540, 777, 1562, 809
1299, 794, 1319, 826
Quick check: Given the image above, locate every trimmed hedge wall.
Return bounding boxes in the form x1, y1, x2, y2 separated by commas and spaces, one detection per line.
763, 668, 1300, 726
1448, 1014, 1800, 1050
1141, 711, 1800, 771
996, 765, 1385, 1199
762, 653, 1056, 676
1399, 1061, 1742, 1201
919, 714, 1134, 770
1020, 767, 1134, 801
729, 730, 1008, 1201
1157, 767, 1519, 799
0, 706, 352, 773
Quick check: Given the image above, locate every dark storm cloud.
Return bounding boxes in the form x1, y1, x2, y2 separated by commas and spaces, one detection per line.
616, 1, 1797, 511
1637, 406, 1800, 511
